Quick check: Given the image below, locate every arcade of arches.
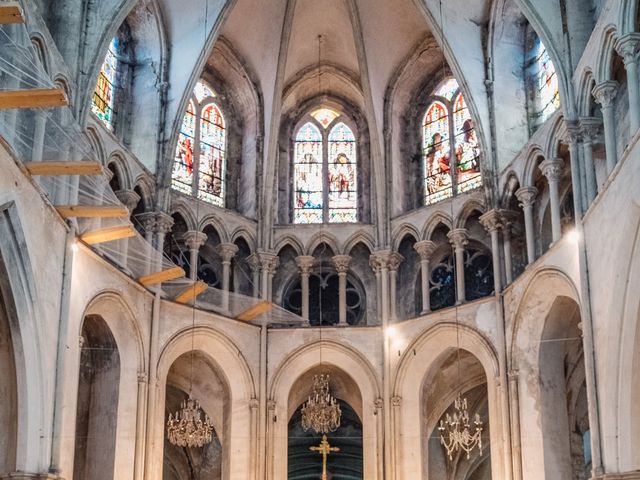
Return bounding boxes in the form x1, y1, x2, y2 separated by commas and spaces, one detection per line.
1, 0, 640, 479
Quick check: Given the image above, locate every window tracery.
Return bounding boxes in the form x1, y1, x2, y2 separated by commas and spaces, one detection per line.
423, 79, 482, 205
293, 114, 358, 224
91, 38, 119, 129
172, 82, 226, 207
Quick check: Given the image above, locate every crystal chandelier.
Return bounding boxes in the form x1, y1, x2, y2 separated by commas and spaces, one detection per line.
167, 396, 214, 448
301, 374, 342, 434
438, 393, 483, 460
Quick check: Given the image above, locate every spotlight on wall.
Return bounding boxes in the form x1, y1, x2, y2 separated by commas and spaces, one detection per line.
385, 325, 397, 339
567, 229, 579, 244
71, 241, 78, 253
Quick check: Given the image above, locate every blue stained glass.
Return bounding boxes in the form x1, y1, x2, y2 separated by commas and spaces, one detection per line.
91, 38, 119, 129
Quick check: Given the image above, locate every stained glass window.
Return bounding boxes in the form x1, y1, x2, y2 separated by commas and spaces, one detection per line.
91, 38, 119, 129
534, 39, 560, 122
294, 123, 324, 224
311, 107, 340, 129
293, 114, 359, 224
423, 78, 482, 205
328, 123, 357, 223
171, 82, 226, 207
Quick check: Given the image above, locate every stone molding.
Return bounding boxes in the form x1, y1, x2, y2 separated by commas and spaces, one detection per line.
114, 188, 140, 212
579, 116, 602, 143
181, 230, 207, 251
295, 255, 315, 274
217, 242, 239, 262
592, 80, 619, 108
332, 254, 352, 274
447, 228, 469, 250
597, 473, 640, 480
539, 158, 564, 182
515, 186, 538, 208
414, 240, 437, 260
479, 209, 502, 233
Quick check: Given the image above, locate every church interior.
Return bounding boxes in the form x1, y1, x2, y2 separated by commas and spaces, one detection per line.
0, 0, 639, 478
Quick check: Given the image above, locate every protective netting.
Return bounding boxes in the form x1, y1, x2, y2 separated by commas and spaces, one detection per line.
0, 20, 305, 327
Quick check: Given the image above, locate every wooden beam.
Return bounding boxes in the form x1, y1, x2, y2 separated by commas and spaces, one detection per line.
56, 205, 129, 218
236, 301, 272, 321
0, 2, 24, 24
0, 88, 68, 109
25, 161, 104, 176
79, 224, 136, 245
138, 266, 185, 286
174, 281, 208, 304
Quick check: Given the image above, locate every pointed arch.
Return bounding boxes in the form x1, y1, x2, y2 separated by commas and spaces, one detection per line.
273, 235, 304, 258
422, 212, 454, 240
392, 224, 421, 251
344, 230, 376, 255
455, 198, 486, 229
304, 232, 340, 256
198, 214, 230, 244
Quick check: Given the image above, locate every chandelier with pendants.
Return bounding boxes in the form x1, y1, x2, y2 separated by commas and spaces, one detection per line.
438, 393, 483, 460
167, 396, 214, 448
301, 373, 342, 434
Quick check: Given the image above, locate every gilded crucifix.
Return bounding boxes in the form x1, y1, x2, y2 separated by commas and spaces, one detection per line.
309, 434, 340, 480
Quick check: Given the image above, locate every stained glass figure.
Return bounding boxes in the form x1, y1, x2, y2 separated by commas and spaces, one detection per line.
294, 123, 324, 224
311, 107, 340, 129
171, 81, 226, 207
91, 38, 119, 129
423, 78, 482, 206
453, 93, 481, 194
328, 123, 357, 223
534, 39, 560, 122
198, 103, 225, 206
423, 101, 452, 205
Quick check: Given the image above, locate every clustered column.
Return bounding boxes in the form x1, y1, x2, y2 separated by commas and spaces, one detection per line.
258, 251, 279, 300
247, 253, 261, 298
592, 81, 619, 174
332, 255, 352, 325
295, 255, 315, 321
447, 229, 469, 304
615, 33, 640, 132
369, 250, 391, 323
387, 252, 403, 322
479, 210, 502, 294
515, 186, 538, 265
539, 158, 564, 243
579, 117, 601, 204
114, 189, 141, 269
413, 240, 437, 314
182, 230, 207, 280
499, 210, 517, 285
217, 243, 238, 310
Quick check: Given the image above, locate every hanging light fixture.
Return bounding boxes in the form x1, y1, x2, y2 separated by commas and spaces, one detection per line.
301, 373, 342, 434
438, 393, 483, 460
167, 396, 214, 447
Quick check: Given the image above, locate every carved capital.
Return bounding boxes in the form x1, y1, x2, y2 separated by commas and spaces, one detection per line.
114, 189, 140, 212
217, 242, 239, 262
507, 369, 519, 381
539, 158, 564, 183
267, 400, 277, 411
391, 396, 402, 407
138, 211, 174, 235
332, 254, 352, 274
247, 253, 261, 273
258, 251, 279, 275
414, 240, 437, 260
369, 249, 392, 273
447, 228, 469, 250
295, 255, 315, 275
592, 80, 619, 108
479, 209, 502, 233
562, 119, 581, 145
137, 371, 148, 384
135, 212, 158, 234
579, 116, 602, 143
615, 32, 640, 65
374, 397, 384, 410
182, 230, 207, 251
249, 397, 259, 410
387, 252, 404, 272
515, 186, 538, 208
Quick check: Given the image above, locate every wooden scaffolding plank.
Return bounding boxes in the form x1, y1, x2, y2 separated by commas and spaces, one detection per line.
80, 224, 136, 245
0, 88, 68, 109
0, 2, 24, 24
56, 205, 129, 218
174, 281, 208, 304
138, 266, 185, 286
236, 301, 272, 321
25, 161, 104, 176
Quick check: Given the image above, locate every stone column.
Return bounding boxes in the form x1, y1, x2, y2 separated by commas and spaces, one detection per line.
151, 213, 174, 272
414, 240, 437, 314
499, 211, 518, 285
182, 230, 207, 280
563, 121, 587, 215
579, 117, 602, 204
247, 254, 261, 298
295, 255, 315, 321
447, 229, 469, 304
332, 255, 352, 325
480, 210, 502, 294
217, 243, 239, 311
616, 33, 640, 132
539, 158, 564, 243
370, 250, 392, 323
258, 251, 279, 300
136, 212, 155, 245
369, 256, 382, 319
508, 370, 523, 480
592, 81, 619, 174
387, 252, 403, 322
515, 186, 538, 265
114, 189, 141, 270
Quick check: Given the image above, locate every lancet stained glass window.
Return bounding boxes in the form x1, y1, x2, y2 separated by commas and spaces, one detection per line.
525, 25, 560, 129
293, 114, 358, 224
423, 78, 482, 205
171, 82, 226, 207
91, 38, 119, 129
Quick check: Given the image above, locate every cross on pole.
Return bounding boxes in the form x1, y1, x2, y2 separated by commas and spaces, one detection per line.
309, 434, 340, 480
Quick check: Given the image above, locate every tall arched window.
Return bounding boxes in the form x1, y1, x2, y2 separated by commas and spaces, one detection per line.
172, 82, 226, 207
91, 38, 119, 129
525, 26, 560, 129
423, 78, 482, 205
294, 109, 358, 223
